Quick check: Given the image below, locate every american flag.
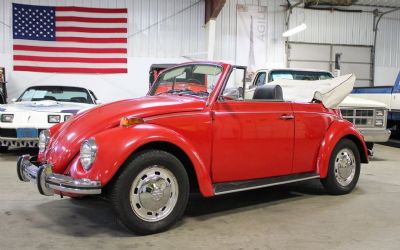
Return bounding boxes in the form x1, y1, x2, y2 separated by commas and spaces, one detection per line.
12, 3, 128, 74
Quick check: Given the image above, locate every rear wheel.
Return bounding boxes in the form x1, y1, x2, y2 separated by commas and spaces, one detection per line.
321, 138, 361, 195
110, 150, 189, 235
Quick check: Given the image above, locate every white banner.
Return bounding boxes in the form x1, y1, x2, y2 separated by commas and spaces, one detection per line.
236, 5, 267, 82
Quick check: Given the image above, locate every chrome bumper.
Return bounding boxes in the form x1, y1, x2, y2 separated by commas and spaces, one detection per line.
17, 155, 101, 196
359, 129, 391, 143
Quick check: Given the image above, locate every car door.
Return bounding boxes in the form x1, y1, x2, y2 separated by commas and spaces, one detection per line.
211, 67, 295, 183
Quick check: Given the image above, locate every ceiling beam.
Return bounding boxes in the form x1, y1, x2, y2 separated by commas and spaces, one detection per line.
205, 0, 226, 24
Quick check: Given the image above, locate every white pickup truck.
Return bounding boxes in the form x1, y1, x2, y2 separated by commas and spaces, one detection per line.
350, 71, 400, 136
247, 68, 391, 152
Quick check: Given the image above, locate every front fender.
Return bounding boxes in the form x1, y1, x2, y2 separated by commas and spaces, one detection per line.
67, 123, 214, 197
317, 119, 368, 178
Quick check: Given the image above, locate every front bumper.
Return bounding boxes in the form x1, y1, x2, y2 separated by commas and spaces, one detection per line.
1, 137, 38, 147
358, 128, 391, 143
17, 155, 101, 196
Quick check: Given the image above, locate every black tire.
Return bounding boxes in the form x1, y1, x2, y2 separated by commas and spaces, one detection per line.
110, 150, 189, 235
321, 138, 361, 195
0, 146, 8, 153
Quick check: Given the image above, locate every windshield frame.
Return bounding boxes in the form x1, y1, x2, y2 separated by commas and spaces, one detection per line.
17, 86, 95, 104
148, 63, 224, 98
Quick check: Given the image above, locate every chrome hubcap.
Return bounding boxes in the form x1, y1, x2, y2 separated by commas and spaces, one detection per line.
334, 148, 356, 186
130, 165, 178, 222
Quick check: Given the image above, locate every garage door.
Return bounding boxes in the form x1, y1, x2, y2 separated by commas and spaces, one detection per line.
287, 42, 372, 87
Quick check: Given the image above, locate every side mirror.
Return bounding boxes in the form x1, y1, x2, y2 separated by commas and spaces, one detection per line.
11, 98, 17, 103
95, 100, 103, 105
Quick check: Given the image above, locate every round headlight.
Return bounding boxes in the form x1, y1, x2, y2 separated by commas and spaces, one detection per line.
38, 130, 50, 153
80, 138, 97, 171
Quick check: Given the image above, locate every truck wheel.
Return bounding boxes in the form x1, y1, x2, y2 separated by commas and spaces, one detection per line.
110, 150, 189, 235
321, 138, 361, 195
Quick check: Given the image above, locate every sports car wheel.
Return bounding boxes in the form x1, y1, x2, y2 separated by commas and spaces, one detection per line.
110, 150, 189, 235
321, 138, 361, 195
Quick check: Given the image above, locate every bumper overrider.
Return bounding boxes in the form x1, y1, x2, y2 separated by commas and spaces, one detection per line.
16, 155, 101, 196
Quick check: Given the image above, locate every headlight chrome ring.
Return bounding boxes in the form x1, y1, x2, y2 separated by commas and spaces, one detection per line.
38, 130, 50, 153
80, 138, 97, 171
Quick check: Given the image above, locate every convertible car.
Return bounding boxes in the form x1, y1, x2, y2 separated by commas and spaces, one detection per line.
0, 85, 98, 151
17, 62, 368, 234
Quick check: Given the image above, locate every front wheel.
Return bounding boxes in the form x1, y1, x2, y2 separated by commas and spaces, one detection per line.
110, 150, 189, 235
321, 138, 361, 195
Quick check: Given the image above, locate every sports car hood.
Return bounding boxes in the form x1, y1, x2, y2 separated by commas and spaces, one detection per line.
46, 95, 206, 172
0, 100, 94, 114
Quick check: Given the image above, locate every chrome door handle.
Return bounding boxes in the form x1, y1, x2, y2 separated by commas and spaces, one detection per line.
280, 114, 294, 120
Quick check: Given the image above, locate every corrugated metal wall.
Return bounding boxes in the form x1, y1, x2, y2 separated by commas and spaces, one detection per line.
288, 8, 374, 45
214, 0, 287, 67
0, 0, 206, 57
376, 10, 400, 67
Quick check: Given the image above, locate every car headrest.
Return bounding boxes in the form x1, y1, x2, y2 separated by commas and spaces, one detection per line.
253, 84, 283, 100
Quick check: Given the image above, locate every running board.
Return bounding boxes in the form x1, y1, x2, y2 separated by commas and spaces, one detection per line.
214, 173, 320, 195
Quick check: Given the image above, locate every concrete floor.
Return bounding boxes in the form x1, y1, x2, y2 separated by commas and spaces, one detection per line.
1, 144, 400, 250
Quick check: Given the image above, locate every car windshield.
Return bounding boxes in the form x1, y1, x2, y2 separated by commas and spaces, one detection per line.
270, 70, 333, 81
18, 86, 94, 104
149, 64, 223, 97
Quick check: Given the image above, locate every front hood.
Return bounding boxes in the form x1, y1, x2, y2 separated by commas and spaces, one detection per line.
46, 95, 206, 172
0, 100, 94, 114
339, 96, 388, 109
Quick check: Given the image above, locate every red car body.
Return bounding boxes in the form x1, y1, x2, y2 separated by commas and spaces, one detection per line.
18, 61, 368, 233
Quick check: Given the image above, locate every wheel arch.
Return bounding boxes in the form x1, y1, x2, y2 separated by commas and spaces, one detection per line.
93, 124, 215, 197
128, 141, 200, 193
317, 120, 369, 178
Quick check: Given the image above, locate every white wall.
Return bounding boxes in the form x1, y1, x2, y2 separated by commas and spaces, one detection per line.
0, 0, 204, 102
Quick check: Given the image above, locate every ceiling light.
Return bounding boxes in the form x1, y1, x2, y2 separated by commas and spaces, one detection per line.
282, 23, 307, 37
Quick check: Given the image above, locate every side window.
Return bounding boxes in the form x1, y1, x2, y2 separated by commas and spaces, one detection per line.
254, 72, 266, 86
221, 67, 245, 101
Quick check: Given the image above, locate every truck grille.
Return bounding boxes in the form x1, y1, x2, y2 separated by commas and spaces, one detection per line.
341, 108, 385, 128
0, 128, 17, 138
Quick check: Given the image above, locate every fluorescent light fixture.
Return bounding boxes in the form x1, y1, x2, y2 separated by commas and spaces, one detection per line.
282, 23, 307, 37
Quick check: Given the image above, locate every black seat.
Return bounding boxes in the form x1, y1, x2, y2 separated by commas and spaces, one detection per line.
253, 84, 283, 100
43, 96, 57, 101
70, 97, 87, 103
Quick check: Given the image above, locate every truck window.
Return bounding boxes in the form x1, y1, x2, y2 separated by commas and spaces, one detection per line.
254, 72, 267, 86
269, 70, 333, 82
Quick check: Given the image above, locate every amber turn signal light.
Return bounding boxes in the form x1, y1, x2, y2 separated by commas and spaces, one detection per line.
120, 117, 145, 127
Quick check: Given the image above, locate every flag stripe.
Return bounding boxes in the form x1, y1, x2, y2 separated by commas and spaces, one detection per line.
14, 55, 127, 63
14, 61, 127, 68
56, 22, 127, 28
56, 26, 127, 33
56, 11, 127, 18
14, 66, 128, 74
14, 45, 127, 53
56, 37, 127, 43
14, 39, 126, 48
56, 16, 127, 23
14, 50, 126, 58
56, 32, 127, 38
56, 6, 128, 14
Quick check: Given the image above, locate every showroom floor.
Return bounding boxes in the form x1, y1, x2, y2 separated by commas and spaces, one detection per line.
1, 144, 399, 250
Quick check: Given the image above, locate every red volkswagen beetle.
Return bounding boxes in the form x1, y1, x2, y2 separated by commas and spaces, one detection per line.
17, 62, 368, 234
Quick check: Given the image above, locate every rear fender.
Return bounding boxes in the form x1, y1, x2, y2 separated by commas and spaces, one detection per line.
67, 123, 214, 197
317, 120, 368, 178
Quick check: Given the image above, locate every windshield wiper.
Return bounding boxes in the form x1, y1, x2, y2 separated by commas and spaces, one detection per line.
157, 89, 209, 96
